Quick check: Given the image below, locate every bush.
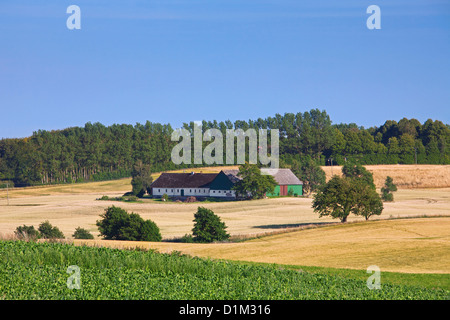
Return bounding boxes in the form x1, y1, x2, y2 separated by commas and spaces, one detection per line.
14, 225, 41, 241
0, 181, 14, 189
162, 193, 169, 202
180, 234, 194, 243
38, 221, 65, 239
72, 227, 94, 239
381, 176, 397, 202
96, 206, 161, 242
192, 207, 230, 243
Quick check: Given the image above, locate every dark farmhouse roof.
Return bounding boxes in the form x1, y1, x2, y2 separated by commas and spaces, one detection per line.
150, 172, 218, 188
261, 168, 303, 185
221, 169, 242, 183
222, 168, 303, 186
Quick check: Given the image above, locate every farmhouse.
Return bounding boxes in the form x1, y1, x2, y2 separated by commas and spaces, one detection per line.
150, 168, 302, 200
150, 172, 217, 198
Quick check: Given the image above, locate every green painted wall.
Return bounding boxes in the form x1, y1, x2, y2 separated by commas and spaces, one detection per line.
288, 185, 302, 196
266, 185, 302, 197
266, 185, 280, 197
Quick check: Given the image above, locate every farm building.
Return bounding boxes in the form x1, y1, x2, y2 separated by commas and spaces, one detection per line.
220, 168, 303, 197
260, 168, 303, 197
150, 168, 302, 199
207, 170, 238, 198
150, 172, 217, 198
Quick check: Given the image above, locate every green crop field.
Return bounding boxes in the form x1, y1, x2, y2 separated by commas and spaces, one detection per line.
0, 240, 448, 300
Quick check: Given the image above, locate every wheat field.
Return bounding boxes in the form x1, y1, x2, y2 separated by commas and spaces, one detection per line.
322, 164, 450, 189
1, 165, 449, 274
74, 217, 450, 274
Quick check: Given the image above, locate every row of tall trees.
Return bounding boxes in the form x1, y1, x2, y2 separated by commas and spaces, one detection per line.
0, 122, 176, 186
1, 109, 449, 186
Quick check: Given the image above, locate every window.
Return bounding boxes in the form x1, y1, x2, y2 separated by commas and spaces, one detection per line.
158, 189, 160, 192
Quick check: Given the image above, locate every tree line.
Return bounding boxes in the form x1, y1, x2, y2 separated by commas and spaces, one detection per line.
1, 109, 449, 187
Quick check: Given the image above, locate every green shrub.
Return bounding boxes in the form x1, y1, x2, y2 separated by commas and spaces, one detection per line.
72, 227, 94, 239
180, 234, 194, 243
38, 221, 65, 239
14, 225, 41, 241
96, 206, 161, 242
381, 192, 394, 202
192, 207, 230, 243
381, 176, 397, 202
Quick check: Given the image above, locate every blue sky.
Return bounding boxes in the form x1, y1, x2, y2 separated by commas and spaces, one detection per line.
0, 0, 449, 138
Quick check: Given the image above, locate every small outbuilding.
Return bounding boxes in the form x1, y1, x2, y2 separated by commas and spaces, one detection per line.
260, 168, 303, 197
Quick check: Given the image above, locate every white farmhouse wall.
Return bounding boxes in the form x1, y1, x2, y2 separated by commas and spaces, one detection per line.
209, 189, 236, 198
152, 187, 210, 197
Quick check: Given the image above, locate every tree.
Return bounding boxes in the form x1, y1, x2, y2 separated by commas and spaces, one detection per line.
96, 206, 161, 241
14, 225, 41, 241
131, 160, 153, 197
72, 227, 94, 239
342, 162, 375, 190
312, 176, 383, 222
232, 163, 277, 199
355, 181, 384, 220
381, 176, 397, 202
291, 158, 326, 197
38, 221, 65, 239
192, 207, 230, 243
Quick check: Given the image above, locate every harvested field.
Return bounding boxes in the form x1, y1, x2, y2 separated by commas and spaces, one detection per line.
74, 217, 450, 274
321, 164, 450, 189
0, 184, 449, 240
1, 165, 449, 275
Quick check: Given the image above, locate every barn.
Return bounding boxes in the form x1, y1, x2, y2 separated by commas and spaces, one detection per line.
260, 168, 303, 197
150, 168, 302, 199
218, 168, 303, 197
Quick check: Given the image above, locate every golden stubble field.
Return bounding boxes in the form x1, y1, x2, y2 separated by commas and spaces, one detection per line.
0, 164, 449, 274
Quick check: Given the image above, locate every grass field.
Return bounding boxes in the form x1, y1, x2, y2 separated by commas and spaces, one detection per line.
1, 240, 448, 299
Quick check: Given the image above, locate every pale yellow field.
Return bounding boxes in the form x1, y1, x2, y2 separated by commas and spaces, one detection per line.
322, 164, 450, 189
1, 186, 449, 240
1, 165, 449, 274
74, 217, 450, 274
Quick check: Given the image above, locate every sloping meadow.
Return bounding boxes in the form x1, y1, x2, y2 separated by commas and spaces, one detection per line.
0, 240, 448, 300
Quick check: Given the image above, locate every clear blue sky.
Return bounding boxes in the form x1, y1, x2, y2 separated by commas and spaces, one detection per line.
1, 0, 449, 138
